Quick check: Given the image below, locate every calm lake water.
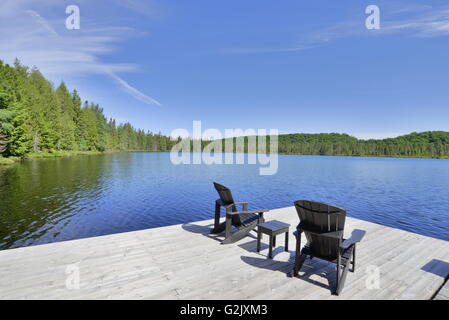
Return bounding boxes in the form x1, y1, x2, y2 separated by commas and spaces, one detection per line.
0, 152, 448, 249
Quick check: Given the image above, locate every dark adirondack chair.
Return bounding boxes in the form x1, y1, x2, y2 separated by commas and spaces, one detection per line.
291, 200, 366, 295
211, 182, 268, 244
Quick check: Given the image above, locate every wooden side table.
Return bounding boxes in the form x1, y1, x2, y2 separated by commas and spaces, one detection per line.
257, 220, 290, 259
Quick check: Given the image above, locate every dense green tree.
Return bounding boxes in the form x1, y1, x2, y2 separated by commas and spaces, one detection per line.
0, 110, 14, 153
239, 132, 449, 158
55, 82, 76, 150
0, 60, 32, 156
0, 60, 180, 157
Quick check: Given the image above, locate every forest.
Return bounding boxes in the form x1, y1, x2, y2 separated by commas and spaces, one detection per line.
0, 60, 176, 158
275, 132, 449, 158
218, 131, 449, 158
1, 60, 449, 160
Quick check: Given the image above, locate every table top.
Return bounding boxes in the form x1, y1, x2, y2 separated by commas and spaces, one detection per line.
258, 219, 290, 231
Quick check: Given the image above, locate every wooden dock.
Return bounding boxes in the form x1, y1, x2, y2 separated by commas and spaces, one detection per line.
0, 206, 448, 300
434, 279, 449, 300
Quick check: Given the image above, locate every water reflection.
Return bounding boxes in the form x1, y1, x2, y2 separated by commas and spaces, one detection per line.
0, 155, 108, 249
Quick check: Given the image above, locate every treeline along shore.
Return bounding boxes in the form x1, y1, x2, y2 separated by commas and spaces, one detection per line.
0, 59, 177, 162
1, 60, 449, 164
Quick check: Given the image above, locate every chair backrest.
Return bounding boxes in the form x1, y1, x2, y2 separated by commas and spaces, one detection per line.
294, 200, 347, 260
213, 182, 235, 205
213, 182, 244, 226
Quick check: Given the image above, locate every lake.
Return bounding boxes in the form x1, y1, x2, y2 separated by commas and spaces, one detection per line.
0, 152, 448, 249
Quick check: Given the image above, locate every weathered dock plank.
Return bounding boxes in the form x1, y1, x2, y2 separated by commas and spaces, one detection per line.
0, 206, 448, 300
433, 277, 449, 300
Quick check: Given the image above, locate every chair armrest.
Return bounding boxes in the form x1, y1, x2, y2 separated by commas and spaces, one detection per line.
234, 201, 249, 211
223, 202, 249, 209
340, 229, 366, 249
223, 202, 250, 212
226, 210, 268, 216
293, 230, 303, 237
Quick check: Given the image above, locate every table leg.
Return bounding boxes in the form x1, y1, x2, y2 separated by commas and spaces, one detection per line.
285, 232, 289, 252
257, 229, 261, 253
268, 236, 273, 259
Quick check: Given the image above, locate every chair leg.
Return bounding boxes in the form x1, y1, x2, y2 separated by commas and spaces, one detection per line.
258, 212, 265, 224
292, 251, 306, 277
211, 222, 226, 234
335, 254, 351, 295
335, 255, 341, 295
352, 245, 356, 272
225, 215, 232, 240
257, 229, 261, 252
291, 232, 303, 277
336, 264, 350, 295
285, 232, 289, 252
273, 235, 276, 248
210, 202, 223, 234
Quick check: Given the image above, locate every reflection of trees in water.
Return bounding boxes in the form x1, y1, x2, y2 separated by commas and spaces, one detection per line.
0, 133, 8, 153
0, 155, 109, 249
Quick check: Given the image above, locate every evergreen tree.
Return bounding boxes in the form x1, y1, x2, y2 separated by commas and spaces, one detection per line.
71, 89, 82, 149
55, 82, 76, 150
0, 60, 32, 156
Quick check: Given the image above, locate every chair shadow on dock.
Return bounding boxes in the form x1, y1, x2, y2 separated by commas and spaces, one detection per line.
181, 222, 338, 294
238, 239, 285, 258
239, 239, 337, 293
181, 222, 258, 243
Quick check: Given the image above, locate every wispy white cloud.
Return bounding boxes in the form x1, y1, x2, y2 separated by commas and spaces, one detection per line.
222, 3, 449, 54
387, 3, 433, 14
108, 72, 162, 106
381, 8, 449, 38
26, 10, 59, 36
0, 0, 162, 106
305, 5, 449, 42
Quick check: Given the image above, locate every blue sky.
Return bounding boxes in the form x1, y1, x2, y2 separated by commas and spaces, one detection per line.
1, 0, 449, 139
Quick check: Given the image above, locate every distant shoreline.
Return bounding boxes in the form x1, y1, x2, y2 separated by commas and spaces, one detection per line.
0, 150, 153, 165
2, 149, 448, 166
